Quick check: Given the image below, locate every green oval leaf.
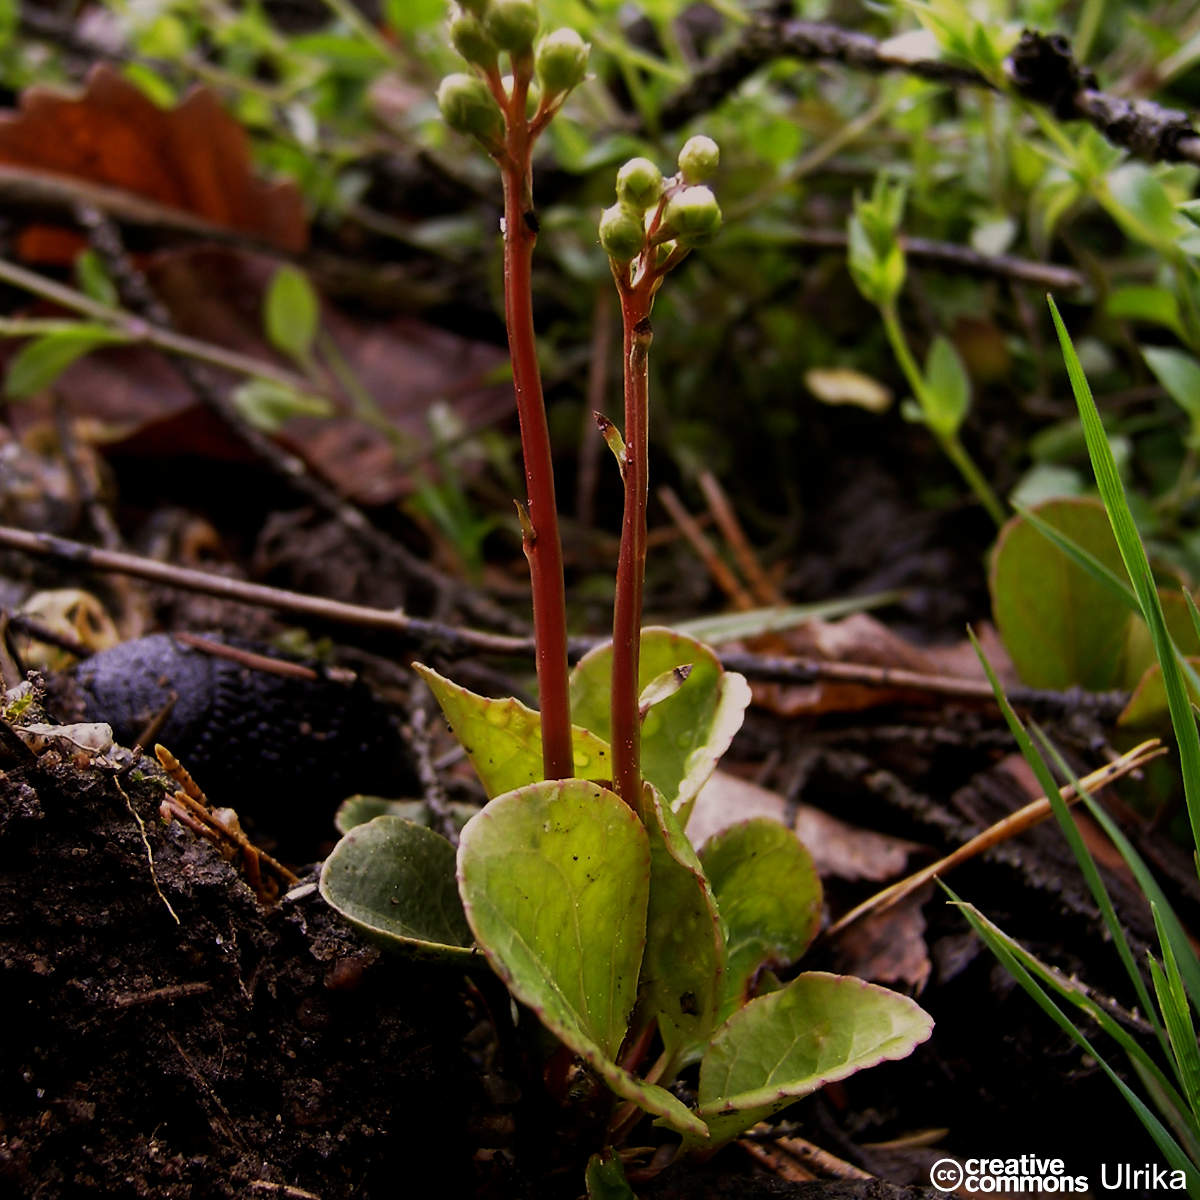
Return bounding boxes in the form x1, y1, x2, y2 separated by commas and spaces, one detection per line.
922, 334, 970, 437
334, 795, 477, 835
1143, 347, 1200, 439
1119, 656, 1200, 728
697, 971, 933, 1147
1107, 286, 1184, 339
991, 497, 1137, 690
457, 779, 709, 1139
319, 816, 475, 961
458, 780, 648, 1060
641, 784, 725, 1067
585, 1150, 636, 1200
414, 663, 612, 795
5, 325, 131, 400
230, 379, 332, 433
569, 628, 751, 824
699, 819, 823, 1022
264, 264, 320, 365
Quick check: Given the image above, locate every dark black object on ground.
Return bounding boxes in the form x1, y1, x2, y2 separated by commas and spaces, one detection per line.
61, 633, 414, 828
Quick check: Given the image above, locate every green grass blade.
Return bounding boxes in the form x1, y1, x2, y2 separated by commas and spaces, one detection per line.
674, 590, 903, 644
952, 890, 1200, 1194
1152, 902, 1200, 1124
969, 629, 1161, 1028
953, 896, 1189, 1127
1185, 589, 1200, 649
1034, 732, 1200, 1013
1049, 295, 1200, 858
1013, 501, 1137, 610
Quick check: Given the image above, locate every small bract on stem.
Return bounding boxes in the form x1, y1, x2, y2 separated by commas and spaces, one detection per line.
438, 1, 590, 781
601, 137, 723, 812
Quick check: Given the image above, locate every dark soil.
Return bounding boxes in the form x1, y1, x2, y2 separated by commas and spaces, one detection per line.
0, 741, 474, 1199
0, 716, 959, 1199
0, 512, 1180, 1199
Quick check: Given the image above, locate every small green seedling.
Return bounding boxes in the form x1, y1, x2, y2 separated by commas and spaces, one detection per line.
847, 176, 1005, 526
321, 2, 932, 1190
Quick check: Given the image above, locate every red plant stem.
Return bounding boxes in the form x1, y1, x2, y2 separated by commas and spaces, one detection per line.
497, 82, 574, 782
610, 287, 653, 812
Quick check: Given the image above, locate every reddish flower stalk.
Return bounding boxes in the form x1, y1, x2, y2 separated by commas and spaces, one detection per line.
488, 62, 574, 781
610, 283, 653, 813
604, 154, 718, 812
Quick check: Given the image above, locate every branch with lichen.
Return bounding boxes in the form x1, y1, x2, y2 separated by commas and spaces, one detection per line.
659, 20, 1200, 167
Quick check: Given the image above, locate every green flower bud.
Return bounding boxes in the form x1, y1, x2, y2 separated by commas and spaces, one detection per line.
437, 73, 504, 146
535, 28, 589, 95
483, 0, 539, 53
615, 157, 663, 212
449, 8, 497, 68
599, 203, 646, 263
677, 135, 719, 183
662, 185, 722, 246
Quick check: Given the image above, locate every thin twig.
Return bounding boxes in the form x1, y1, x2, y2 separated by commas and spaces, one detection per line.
716, 646, 1131, 717
761, 226, 1085, 291
658, 485, 755, 610
167, 1033, 246, 1151
6, 611, 93, 659
111, 981, 211, 1008
401, 697, 459, 845
773, 1136, 874, 1181
823, 737, 1165, 938
0, 524, 1135, 717
659, 19, 1200, 167
697, 471, 783, 607
0, 254, 314, 392
738, 1138, 818, 1182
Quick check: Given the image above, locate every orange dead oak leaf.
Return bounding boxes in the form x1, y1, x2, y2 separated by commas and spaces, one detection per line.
0, 65, 307, 260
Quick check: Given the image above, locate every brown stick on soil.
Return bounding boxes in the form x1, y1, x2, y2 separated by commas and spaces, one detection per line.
823, 737, 1165, 938
0, 525, 1132, 717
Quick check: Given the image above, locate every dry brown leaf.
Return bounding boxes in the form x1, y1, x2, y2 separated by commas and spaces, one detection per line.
0, 65, 307, 259
689, 770, 924, 886
792, 803, 923, 883
748, 613, 1016, 716
14, 248, 512, 504
686, 769, 788, 847
831, 884, 932, 992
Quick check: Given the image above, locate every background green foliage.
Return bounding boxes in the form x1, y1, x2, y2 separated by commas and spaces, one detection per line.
5, 0, 1200, 596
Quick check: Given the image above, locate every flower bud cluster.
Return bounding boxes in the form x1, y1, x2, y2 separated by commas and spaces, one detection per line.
439, 1, 591, 148
599, 136, 722, 267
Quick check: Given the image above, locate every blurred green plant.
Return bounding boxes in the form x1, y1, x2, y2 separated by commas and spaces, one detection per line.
960, 302, 1200, 1198
848, 175, 1006, 524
